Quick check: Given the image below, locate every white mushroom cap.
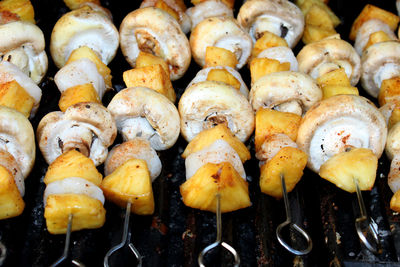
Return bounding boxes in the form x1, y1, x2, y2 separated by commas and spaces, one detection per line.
179, 81, 254, 142
297, 38, 361, 86
107, 87, 180, 151
249, 71, 322, 116
388, 155, 400, 193
44, 177, 105, 206
297, 95, 387, 173
186, 66, 249, 98
50, 5, 119, 68
256, 133, 297, 162
354, 19, 397, 55
237, 0, 304, 48
0, 21, 48, 84
54, 58, 106, 99
386, 122, 400, 161
105, 139, 162, 181
186, 0, 233, 30
361, 41, 400, 98
0, 106, 35, 180
119, 7, 191, 81
379, 102, 400, 125
0, 61, 42, 117
0, 150, 25, 196
190, 16, 252, 69
37, 102, 117, 166
185, 139, 246, 180
257, 46, 298, 71
140, 0, 191, 34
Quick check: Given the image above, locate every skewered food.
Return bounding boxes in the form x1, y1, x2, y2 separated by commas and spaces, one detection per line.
186, 0, 233, 31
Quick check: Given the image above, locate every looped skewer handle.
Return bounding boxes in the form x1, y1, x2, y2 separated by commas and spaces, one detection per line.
353, 178, 382, 254
276, 174, 312, 256
198, 194, 240, 267
103, 202, 143, 267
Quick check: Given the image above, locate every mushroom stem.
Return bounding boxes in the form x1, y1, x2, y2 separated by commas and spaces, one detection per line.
388, 154, 400, 193
119, 117, 157, 143
58, 125, 93, 157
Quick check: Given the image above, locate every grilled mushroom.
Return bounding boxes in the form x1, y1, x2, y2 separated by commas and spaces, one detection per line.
297, 94, 387, 173
179, 81, 254, 142
190, 16, 252, 69
119, 7, 191, 80
386, 123, 400, 192
107, 86, 180, 151
37, 102, 117, 166
257, 46, 298, 71
50, 4, 119, 68
237, 0, 304, 48
186, 0, 233, 30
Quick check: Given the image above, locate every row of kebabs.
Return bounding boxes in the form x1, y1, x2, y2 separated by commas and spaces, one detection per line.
0, 0, 398, 239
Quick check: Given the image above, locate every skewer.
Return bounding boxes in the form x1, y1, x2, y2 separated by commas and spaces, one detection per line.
276, 174, 312, 256
0, 240, 6, 266
103, 202, 142, 267
198, 193, 240, 267
353, 177, 382, 254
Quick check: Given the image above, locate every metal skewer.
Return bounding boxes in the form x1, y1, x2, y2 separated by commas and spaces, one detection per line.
353, 177, 382, 254
50, 214, 85, 267
104, 202, 142, 267
198, 193, 240, 267
276, 174, 313, 255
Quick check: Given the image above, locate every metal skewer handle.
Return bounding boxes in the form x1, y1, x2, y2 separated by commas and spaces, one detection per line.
276, 174, 312, 256
198, 193, 240, 267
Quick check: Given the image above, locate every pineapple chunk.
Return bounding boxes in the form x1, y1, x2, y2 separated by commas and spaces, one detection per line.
364, 31, 393, 51
206, 69, 240, 90
0, 165, 24, 219
58, 83, 101, 112
101, 159, 154, 215
255, 108, 301, 152
0, 80, 34, 117
378, 77, 400, 106
250, 58, 290, 84
155, 0, 179, 21
390, 190, 400, 212
136, 51, 170, 77
305, 4, 335, 29
180, 162, 250, 213
349, 4, 400, 41
319, 148, 378, 192
123, 65, 176, 103
259, 147, 307, 198
316, 68, 351, 87
44, 150, 103, 186
182, 124, 250, 163
296, 0, 341, 27
63, 0, 100, 10
322, 85, 359, 99
251, 32, 288, 59
66, 46, 112, 88
0, 0, 35, 24
204, 46, 238, 69
389, 107, 400, 129
191, 0, 234, 9
44, 194, 105, 234
302, 24, 337, 44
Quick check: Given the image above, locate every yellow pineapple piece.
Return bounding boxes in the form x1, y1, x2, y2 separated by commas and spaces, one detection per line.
58, 83, 101, 112
302, 24, 337, 44
204, 46, 238, 69
66, 46, 112, 89
321, 85, 359, 99
182, 124, 250, 163
0, 0, 35, 23
191, 0, 234, 9
136, 51, 170, 77
44, 194, 105, 234
319, 148, 377, 193
101, 159, 154, 215
180, 162, 250, 213
378, 77, 400, 106
390, 190, 400, 212
44, 150, 103, 186
316, 68, 351, 87
63, 0, 100, 10
255, 108, 301, 152
364, 31, 393, 51
251, 32, 288, 59
0, 165, 24, 219
206, 69, 241, 90
123, 65, 176, 103
296, 0, 341, 27
389, 108, 400, 129
305, 4, 335, 29
250, 58, 290, 84
155, 0, 179, 21
259, 147, 307, 198
350, 4, 400, 41
0, 80, 34, 117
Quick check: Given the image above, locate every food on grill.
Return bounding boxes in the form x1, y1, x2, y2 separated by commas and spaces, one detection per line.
250, 58, 290, 85
186, 0, 233, 31
0, 0, 34, 24
63, 0, 100, 10
302, 4, 337, 44
136, 51, 170, 77
191, 0, 234, 9
379, 77, 400, 107
190, 17, 252, 69
206, 68, 241, 90
295, 0, 340, 27
0, 80, 34, 117
316, 68, 359, 99
238, 0, 304, 48
204, 46, 238, 69
119, 7, 191, 80
251, 31, 288, 59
